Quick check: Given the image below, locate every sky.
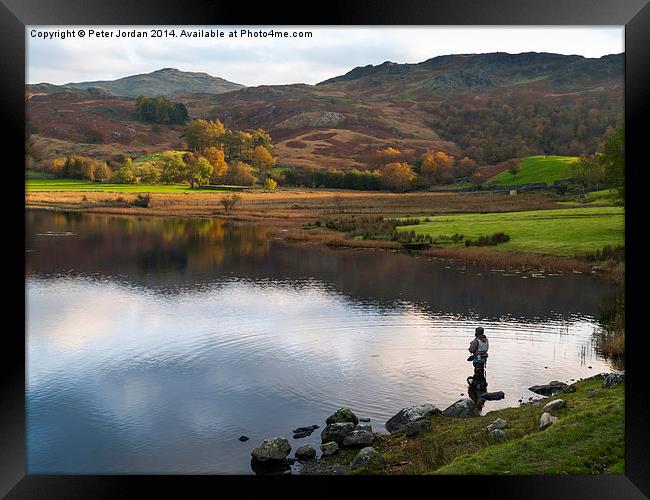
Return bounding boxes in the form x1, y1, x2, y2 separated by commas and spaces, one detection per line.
26, 26, 624, 87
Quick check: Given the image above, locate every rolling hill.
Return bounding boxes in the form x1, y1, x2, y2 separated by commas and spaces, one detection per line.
27, 68, 244, 98
26, 53, 623, 171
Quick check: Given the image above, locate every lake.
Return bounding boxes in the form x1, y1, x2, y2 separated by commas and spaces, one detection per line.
26, 209, 618, 474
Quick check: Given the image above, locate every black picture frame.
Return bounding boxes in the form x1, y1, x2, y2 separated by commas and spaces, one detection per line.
3, 0, 649, 497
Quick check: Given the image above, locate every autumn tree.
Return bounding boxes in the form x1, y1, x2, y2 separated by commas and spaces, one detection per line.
471, 171, 483, 187
373, 147, 402, 167
251, 145, 276, 179
380, 162, 416, 192
159, 150, 186, 184
264, 177, 278, 191
573, 154, 605, 192
421, 151, 455, 185
93, 162, 112, 182
133, 161, 161, 184
455, 156, 479, 178
203, 146, 228, 183
113, 157, 136, 183
226, 161, 256, 186
183, 119, 226, 153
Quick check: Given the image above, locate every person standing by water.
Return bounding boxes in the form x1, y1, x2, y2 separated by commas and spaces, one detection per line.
468, 327, 489, 389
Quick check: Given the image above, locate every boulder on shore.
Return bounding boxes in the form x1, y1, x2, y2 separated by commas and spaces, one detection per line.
484, 418, 507, 432
603, 371, 625, 389
385, 404, 440, 433
442, 398, 479, 418
350, 446, 382, 470
539, 412, 558, 430
481, 391, 505, 401
528, 381, 568, 396
342, 429, 375, 447
326, 407, 359, 425
320, 441, 339, 457
405, 418, 432, 436
295, 444, 317, 461
251, 437, 291, 463
321, 422, 355, 444
542, 399, 566, 412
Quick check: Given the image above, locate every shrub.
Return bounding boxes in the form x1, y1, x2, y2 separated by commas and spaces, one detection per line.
264, 178, 278, 191
132, 194, 151, 208
221, 194, 242, 215
465, 232, 510, 247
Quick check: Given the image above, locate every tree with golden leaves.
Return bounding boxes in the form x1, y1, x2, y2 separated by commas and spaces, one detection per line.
203, 146, 229, 183
251, 145, 276, 179
375, 147, 402, 164
380, 162, 416, 192
421, 151, 455, 185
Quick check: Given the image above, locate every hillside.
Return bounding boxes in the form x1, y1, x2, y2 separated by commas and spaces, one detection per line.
485, 156, 578, 185
27, 68, 244, 98
26, 53, 623, 170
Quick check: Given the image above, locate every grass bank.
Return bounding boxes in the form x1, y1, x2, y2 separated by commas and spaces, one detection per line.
320, 376, 624, 475
486, 155, 577, 186
397, 207, 624, 256
26, 179, 206, 193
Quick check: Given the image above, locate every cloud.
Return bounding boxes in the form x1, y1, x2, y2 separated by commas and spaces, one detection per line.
26, 26, 624, 86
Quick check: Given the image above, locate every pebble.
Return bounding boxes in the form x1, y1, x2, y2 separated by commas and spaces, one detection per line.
239, 436, 249, 442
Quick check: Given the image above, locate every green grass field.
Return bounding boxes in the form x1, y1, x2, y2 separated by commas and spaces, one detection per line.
323, 377, 623, 475
486, 156, 578, 186
397, 206, 624, 256
26, 179, 203, 193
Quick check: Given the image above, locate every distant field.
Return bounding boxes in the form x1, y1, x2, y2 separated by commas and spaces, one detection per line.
486, 156, 578, 186
26, 179, 203, 193
398, 206, 624, 256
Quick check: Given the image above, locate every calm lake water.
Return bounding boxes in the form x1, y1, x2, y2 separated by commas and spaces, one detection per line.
26, 209, 618, 474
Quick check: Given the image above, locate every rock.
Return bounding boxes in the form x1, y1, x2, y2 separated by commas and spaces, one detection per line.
481, 391, 505, 401
528, 381, 568, 396
485, 418, 507, 432
603, 371, 625, 389
343, 429, 375, 447
111, 131, 123, 139
350, 446, 382, 470
539, 412, 558, 430
295, 445, 316, 461
489, 429, 506, 437
562, 385, 577, 394
359, 418, 371, 423
251, 437, 291, 463
293, 431, 311, 439
321, 423, 355, 444
300, 459, 348, 475
292, 425, 319, 434
326, 407, 359, 426
356, 424, 373, 432
320, 441, 339, 457
542, 399, 566, 412
587, 388, 598, 397
404, 418, 432, 436
442, 398, 480, 418
238, 435, 249, 442
385, 404, 440, 433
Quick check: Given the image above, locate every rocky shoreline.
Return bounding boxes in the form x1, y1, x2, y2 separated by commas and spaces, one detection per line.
247, 370, 624, 475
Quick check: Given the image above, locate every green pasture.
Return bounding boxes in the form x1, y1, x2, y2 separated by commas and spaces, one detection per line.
486, 156, 578, 186
397, 206, 624, 256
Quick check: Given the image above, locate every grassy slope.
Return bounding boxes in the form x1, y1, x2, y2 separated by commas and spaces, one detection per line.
397, 207, 624, 256
26, 179, 200, 193
486, 156, 578, 186
344, 377, 624, 475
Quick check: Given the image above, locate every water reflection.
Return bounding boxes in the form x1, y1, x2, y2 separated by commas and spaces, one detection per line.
26, 210, 619, 474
